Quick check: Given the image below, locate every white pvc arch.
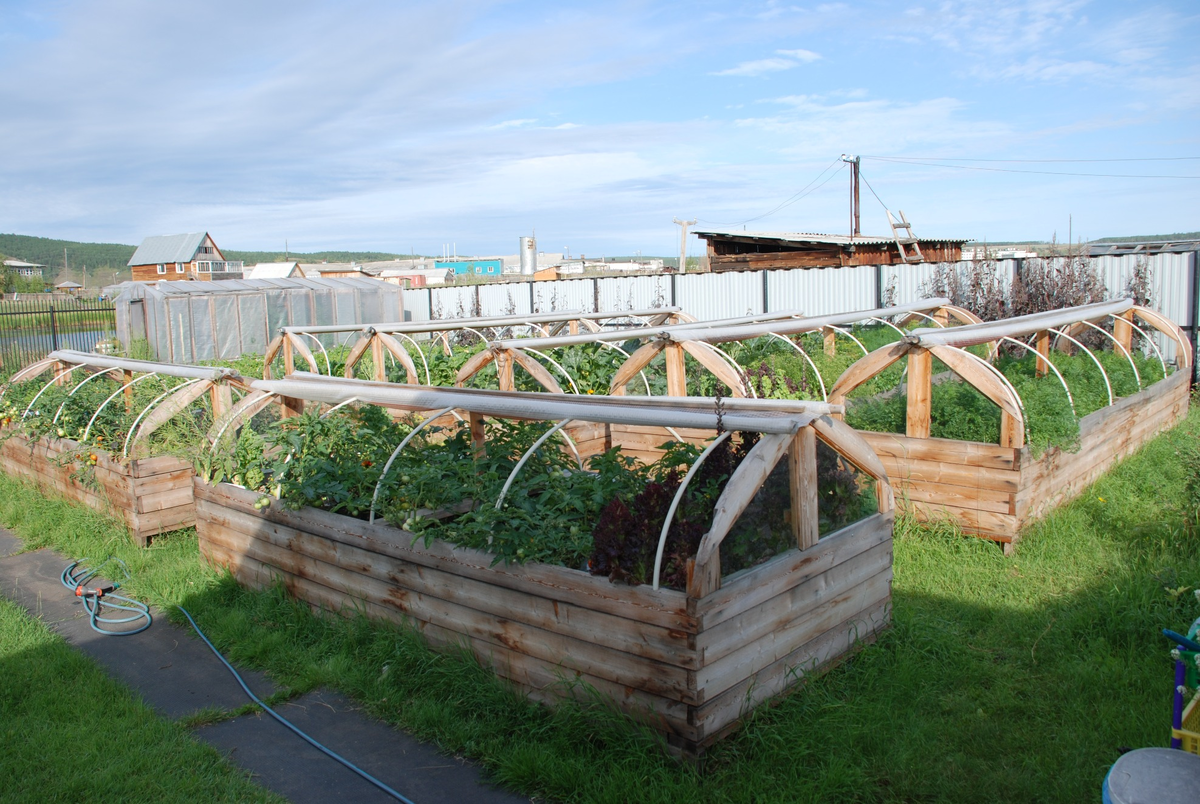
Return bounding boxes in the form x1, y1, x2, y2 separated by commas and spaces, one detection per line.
1121, 317, 1168, 378
523, 348, 581, 394
81, 372, 163, 443
22, 365, 86, 420
936, 344, 1030, 445
369, 405, 456, 524
51, 367, 125, 424
825, 325, 868, 356
122, 378, 205, 458
652, 431, 732, 591
992, 336, 1076, 417
764, 333, 828, 401
1075, 320, 1140, 391
493, 419, 584, 511
1048, 328, 1113, 407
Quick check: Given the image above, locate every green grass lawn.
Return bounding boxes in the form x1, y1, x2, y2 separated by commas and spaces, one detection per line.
1, 404, 1198, 803
0, 595, 283, 803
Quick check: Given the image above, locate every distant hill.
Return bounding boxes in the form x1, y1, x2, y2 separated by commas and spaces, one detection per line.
0, 234, 137, 284
1092, 232, 1200, 243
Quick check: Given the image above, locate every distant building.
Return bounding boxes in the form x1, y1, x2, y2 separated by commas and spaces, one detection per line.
299, 262, 381, 279
247, 261, 303, 279
961, 246, 1038, 260
694, 229, 966, 271
3, 259, 45, 279
128, 232, 243, 281
54, 281, 84, 295
378, 267, 454, 287
1087, 238, 1200, 257
436, 258, 503, 277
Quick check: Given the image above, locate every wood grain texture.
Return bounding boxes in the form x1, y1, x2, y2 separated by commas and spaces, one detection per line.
195, 473, 893, 757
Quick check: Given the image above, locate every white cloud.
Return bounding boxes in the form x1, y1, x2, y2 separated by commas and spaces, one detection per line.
491, 119, 537, 129
777, 48, 821, 62
713, 47, 822, 77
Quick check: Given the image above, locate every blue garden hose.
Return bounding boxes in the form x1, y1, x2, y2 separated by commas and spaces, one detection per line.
59, 558, 416, 803
176, 605, 416, 804
60, 558, 152, 636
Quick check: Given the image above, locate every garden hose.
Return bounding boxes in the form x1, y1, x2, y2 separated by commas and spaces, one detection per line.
175, 605, 416, 804
60, 558, 152, 636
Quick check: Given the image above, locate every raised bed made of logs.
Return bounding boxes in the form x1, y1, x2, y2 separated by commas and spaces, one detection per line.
0, 433, 195, 545
856, 369, 1190, 545
195, 478, 893, 757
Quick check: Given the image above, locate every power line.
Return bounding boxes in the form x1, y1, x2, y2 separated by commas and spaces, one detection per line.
863, 156, 1199, 179
861, 155, 1200, 163
697, 157, 846, 227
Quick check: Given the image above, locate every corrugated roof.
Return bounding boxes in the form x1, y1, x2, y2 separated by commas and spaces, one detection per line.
128, 233, 208, 266
693, 229, 969, 245
247, 262, 301, 279
113, 275, 392, 301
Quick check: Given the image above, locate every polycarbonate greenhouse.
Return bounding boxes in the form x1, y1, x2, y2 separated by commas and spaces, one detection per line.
113, 277, 405, 362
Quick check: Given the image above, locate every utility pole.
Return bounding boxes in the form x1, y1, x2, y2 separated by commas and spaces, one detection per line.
673, 217, 696, 273
841, 154, 860, 236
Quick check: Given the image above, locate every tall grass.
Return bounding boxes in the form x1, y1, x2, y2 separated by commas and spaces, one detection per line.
1, 405, 1197, 802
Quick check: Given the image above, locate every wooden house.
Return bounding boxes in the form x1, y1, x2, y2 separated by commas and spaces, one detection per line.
695, 229, 966, 272
127, 233, 243, 282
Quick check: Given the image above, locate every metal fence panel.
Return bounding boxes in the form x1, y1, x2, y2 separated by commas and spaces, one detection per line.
677, 272, 763, 319
0, 299, 117, 370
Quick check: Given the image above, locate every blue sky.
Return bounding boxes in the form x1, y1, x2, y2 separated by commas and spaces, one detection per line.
1, 0, 1197, 257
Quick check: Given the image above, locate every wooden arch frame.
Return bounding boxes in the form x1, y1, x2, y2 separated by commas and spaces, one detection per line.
687, 414, 893, 597
828, 341, 1027, 448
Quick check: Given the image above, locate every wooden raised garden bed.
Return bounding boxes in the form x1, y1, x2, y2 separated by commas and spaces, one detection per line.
855, 369, 1189, 542
0, 433, 195, 545
194, 380, 895, 756
828, 301, 1194, 547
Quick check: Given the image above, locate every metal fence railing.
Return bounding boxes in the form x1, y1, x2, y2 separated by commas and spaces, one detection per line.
0, 298, 117, 373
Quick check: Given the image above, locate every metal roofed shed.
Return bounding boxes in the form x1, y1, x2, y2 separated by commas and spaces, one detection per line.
695, 228, 968, 271
114, 276, 404, 362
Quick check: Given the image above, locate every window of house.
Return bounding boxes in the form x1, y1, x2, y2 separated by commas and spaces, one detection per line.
198, 262, 210, 272
176, 263, 184, 273
157, 264, 166, 274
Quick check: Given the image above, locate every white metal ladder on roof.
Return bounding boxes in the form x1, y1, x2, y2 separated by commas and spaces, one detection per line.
887, 210, 924, 263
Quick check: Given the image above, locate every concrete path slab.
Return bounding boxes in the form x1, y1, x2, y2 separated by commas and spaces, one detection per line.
0, 526, 530, 804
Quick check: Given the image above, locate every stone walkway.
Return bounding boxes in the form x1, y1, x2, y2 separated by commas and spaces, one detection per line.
0, 527, 529, 804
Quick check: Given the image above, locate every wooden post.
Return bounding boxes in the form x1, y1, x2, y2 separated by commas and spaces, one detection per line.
934, 307, 949, 327
665, 342, 687, 396
823, 328, 836, 357
789, 429, 819, 551
1114, 310, 1133, 353
569, 320, 579, 335
469, 413, 486, 458
282, 338, 295, 376
496, 349, 514, 391
123, 369, 134, 413
999, 412, 1023, 449
210, 383, 232, 419
905, 348, 932, 439
53, 361, 68, 387
371, 336, 385, 382
1035, 330, 1049, 377
280, 396, 304, 419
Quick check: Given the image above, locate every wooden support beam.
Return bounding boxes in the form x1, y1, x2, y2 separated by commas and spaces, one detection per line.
210, 382, 232, 419
823, 328, 836, 357
370, 335, 386, 382
54, 361, 69, 387
375, 332, 419, 384
665, 342, 687, 397
495, 349, 515, 391
905, 348, 932, 439
469, 412, 486, 458
1113, 310, 1133, 354
1035, 330, 1049, 377
934, 307, 949, 326
286, 333, 320, 374
341, 334, 373, 379
280, 395, 305, 419
509, 349, 563, 394
569, 320, 579, 335
282, 337, 295, 376
608, 340, 665, 396
999, 412, 1022, 449
123, 369, 134, 413
454, 348, 496, 388
680, 340, 748, 397
262, 334, 284, 379
790, 429, 819, 551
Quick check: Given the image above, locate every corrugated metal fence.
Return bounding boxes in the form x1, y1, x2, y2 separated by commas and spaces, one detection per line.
405, 253, 1199, 366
